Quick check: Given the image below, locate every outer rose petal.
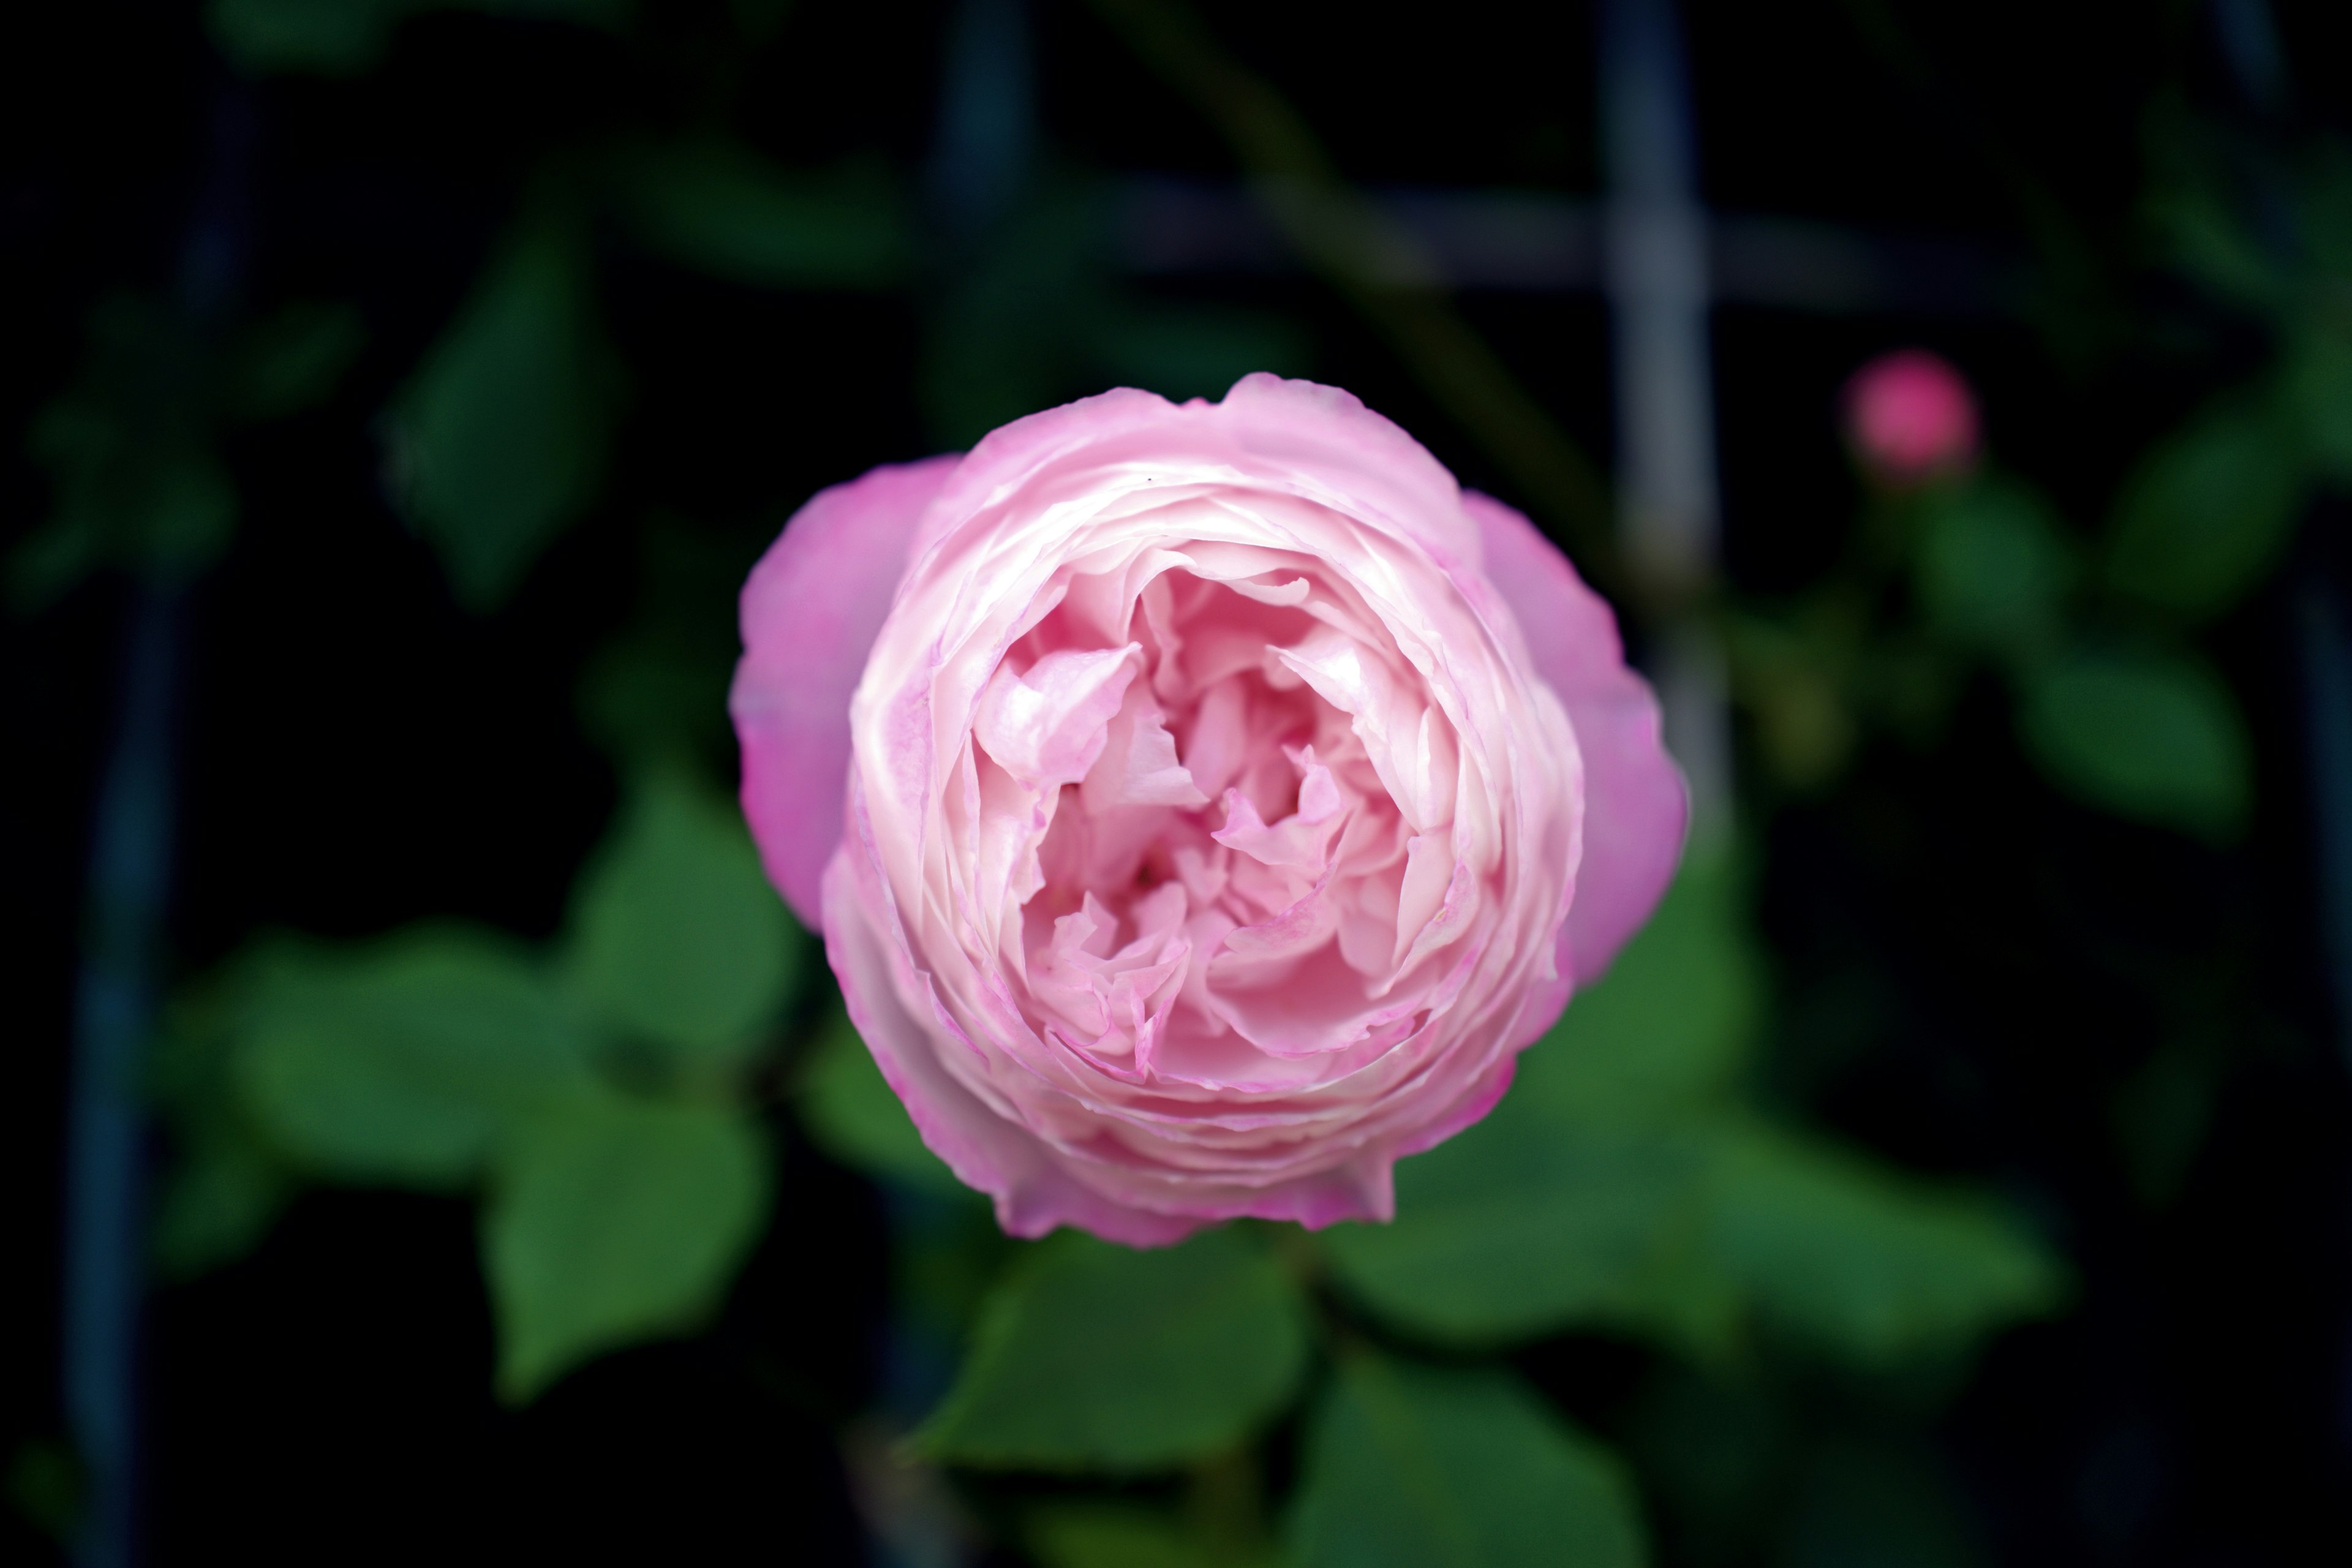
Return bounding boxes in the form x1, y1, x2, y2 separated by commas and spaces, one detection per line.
731, 456, 959, 925
1464, 491, 1686, 986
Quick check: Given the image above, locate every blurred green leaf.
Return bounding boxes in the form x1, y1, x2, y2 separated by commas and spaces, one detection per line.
2018, 646, 2253, 838
13, 296, 235, 608
1288, 1354, 1645, 1568
1028, 1505, 1270, 1568
1914, 478, 2076, 662
1783, 1439, 1986, 1568
1319, 1109, 1718, 1351
576, 516, 758, 766
2103, 397, 2306, 620
1703, 1125, 2064, 1366
210, 0, 626, 75
562, 771, 800, 1071
224, 300, 366, 422
152, 1120, 295, 1278
577, 631, 733, 766
799, 1009, 974, 1199
613, 141, 913, 289
484, 1088, 769, 1400
2146, 179, 2287, 319
922, 1227, 1310, 1472
209, 0, 418, 74
236, 929, 589, 1187
1317, 854, 1756, 1349
385, 219, 617, 610
2281, 328, 2352, 485
1529, 851, 1760, 1120
7, 1440, 81, 1548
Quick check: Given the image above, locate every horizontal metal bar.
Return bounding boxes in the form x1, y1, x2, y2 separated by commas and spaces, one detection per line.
1115, 175, 2019, 318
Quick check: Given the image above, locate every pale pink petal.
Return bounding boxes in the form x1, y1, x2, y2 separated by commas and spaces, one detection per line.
974, 645, 1141, 788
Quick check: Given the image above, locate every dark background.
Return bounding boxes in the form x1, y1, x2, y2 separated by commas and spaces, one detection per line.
7, 1, 2352, 1562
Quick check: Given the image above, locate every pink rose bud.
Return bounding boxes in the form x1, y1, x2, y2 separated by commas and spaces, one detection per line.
1843, 349, 1980, 484
731, 376, 1686, 1243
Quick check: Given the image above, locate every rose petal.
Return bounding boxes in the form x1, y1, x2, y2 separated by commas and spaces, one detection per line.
731, 456, 959, 925
1464, 491, 1686, 984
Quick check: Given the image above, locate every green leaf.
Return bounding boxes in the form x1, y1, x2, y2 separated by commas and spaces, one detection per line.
2103, 397, 2307, 620
577, 631, 733, 766
235, 929, 589, 1187
613, 140, 913, 289
1782, 1439, 1986, 1568
562, 772, 799, 1071
1914, 478, 2076, 663
483, 1090, 769, 1400
1028, 1506, 1263, 1568
152, 1120, 295, 1278
1317, 854, 1757, 1349
2282, 328, 2352, 485
1288, 1355, 1646, 1568
2146, 181, 2286, 318
2018, 646, 2253, 839
385, 219, 617, 610
1319, 1109, 1717, 1350
13, 295, 238, 606
921, 1227, 1310, 1472
209, 0, 626, 74
1526, 850, 1760, 1121
799, 1009, 973, 1198
208, 0, 418, 74
224, 301, 366, 421
1703, 1125, 2064, 1366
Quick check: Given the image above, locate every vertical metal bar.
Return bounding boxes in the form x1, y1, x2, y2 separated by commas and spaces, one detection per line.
62, 587, 185, 1568
927, 0, 1036, 239
2299, 579, 2352, 1071
58, 69, 249, 1568
1599, 0, 1731, 840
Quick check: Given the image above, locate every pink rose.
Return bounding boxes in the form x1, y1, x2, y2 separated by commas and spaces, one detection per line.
732, 376, 1684, 1244
1842, 349, 1980, 484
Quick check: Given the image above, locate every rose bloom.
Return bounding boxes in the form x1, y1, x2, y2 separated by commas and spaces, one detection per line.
1842, 349, 1980, 485
733, 376, 1684, 1245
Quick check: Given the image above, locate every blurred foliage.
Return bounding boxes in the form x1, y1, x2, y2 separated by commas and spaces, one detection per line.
1289, 1354, 1645, 1568
154, 770, 805, 1398
609, 139, 916, 291
1732, 435, 2266, 838
12, 296, 359, 608
209, 0, 628, 76
920, 1227, 1310, 1472
1316, 854, 2060, 1365
1728, 111, 2352, 841
383, 215, 619, 611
